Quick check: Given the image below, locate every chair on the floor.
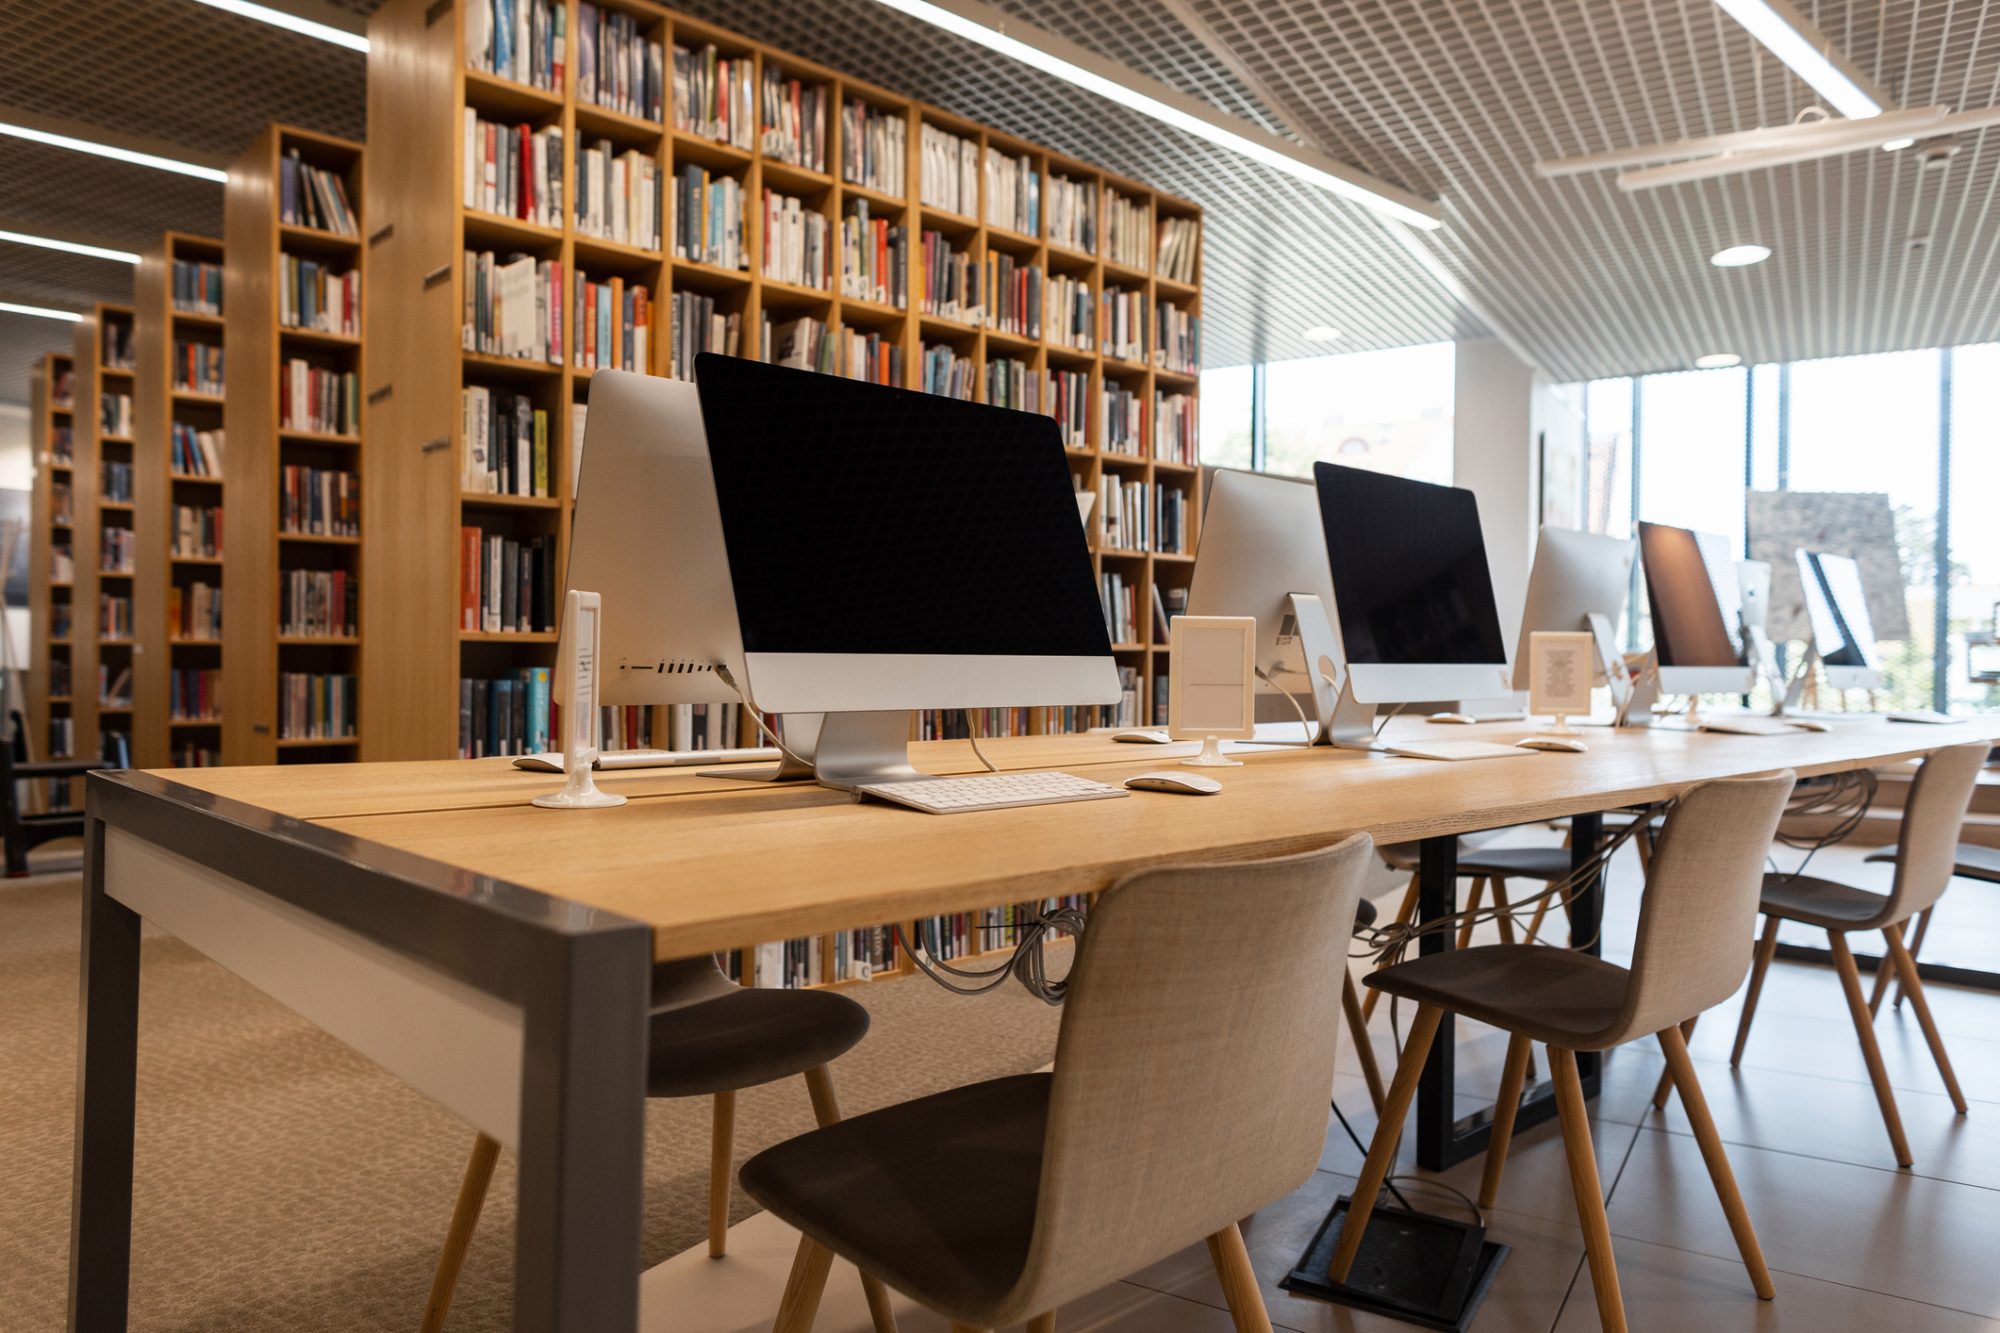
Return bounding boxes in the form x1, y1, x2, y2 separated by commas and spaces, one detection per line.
1343, 895, 1387, 1112
0, 719, 94, 877
418, 959, 898, 1333
1332, 773, 1795, 1333
738, 833, 1376, 1333
1860, 840, 2000, 1012
1723, 741, 1987, 1168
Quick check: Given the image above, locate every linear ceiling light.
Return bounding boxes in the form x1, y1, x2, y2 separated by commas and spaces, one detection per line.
0, 300, 84, 322
185, 0, 369, 52
0, 122, 226, 182
0, 228, 140, 264
865, 0, 1443, 229
1617, 104, 2000, 190
1712, 0, 1882, 119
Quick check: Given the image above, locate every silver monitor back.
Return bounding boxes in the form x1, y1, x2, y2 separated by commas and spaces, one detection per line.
1799, 549, 1885, 691
1510, 526, 1636, 691
562, 370, 746, 707
1188, 468, 1342, 699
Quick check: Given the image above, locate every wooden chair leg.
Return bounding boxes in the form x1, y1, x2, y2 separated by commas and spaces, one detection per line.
1490, 877, 1518, 946
1479, 1033, 1533, 1210
1206, 1222, 1274, 1333
1729, 915, 1782, 1068
1327, 1004, 1444, 1282
1027, 1316, 1057, 1333
1658, 1025, 1775, 1299
1362, 875, 1420, 1022
1648, 1017, 1696, 1110
804, 1065, 901, 1333
773, 1236, 835, 1333
1456, 877, 1490, 950
1878, 905, 1938, 1013
1886, 922, 1967, 1114
1342, 971, 1386, 1114
947, 1325, 989, 1333
1551, 1048, 1627, 1332
1829, 931, 1914, 1167
709, 1090, 736, 1258
420, 1132, 501, 1333
1524, 888, 1552, 945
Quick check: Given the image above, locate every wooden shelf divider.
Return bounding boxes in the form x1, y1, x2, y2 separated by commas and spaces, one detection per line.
72, 303, 137, 769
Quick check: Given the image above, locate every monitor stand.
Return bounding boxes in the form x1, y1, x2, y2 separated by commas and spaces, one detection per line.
808, 711, 931, 791
1614, 649, 1659, 728
1281, 592, 1349, 746
703, 712, 822, 783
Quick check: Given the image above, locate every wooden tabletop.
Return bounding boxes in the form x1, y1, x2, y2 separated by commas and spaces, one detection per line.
150, 716, 1999, 960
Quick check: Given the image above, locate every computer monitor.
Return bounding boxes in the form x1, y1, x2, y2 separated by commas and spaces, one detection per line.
1313, 462, 1514, 718
1637, 521, 1756, 695
691, 353, 1120, 784
1798, 549, 1885, 691
1510, 525, 1636, 692
1186, 468, 1342, 738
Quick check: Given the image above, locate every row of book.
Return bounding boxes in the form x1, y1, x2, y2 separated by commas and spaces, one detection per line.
170, 668, 219, 722
666, 289, 742, 381
172, 504, 221, 558
840, 200, 906, 306
919, 123, 979, 216
100, 595, 133, 640
1102, 285, 1146, 362
575, 140, 661, 248
99, 731, 133, 768
577, 3, 660, 120
920, 343, 974, 400
100, 393, 133, 437
282, 465, 357, 537
51, 482, 71, 525
102, 323, 133, 370
279, 672, 356, 741
1158, 216, 1200, 284
1101, 571, 1138, 645
673, 165, 746, 269
916, 230, 979, 323
281, 361, 358, 435
50, 368, 75, 406
461, 387, 552, 496
171, 259, 222, 316
50, 424, 73, 462
465, 250, 561, 362
50, 544, 73, 584
279, 254, 359, 337
463, 114, 564, 227
171, 339, 224, 395
1049, 173, 1096, 253
171, 582, 220, 640
280, 569, 357, 639
987, 150, 1038, 235
100, 527, 135, 572
761, 64, 827, 172
101, 460, 133, 503
1103, 382, 1143, 455
981, 358, 1056, 420
762, 191, 829, 289
459, 528, 558, 634
1098, 475, 1190, 554
1155, 391, 1196, 465
840, 329, 901, 385
576, 273, 651, 370
459, 668, 551, 758
915, 708, 1041, 741
171, 424, 224, 476
173, 745, 219, 768
99, 665, 133, 708
1111, 664, 1142, 728
1104, 189, 1150, 270
988, 252, 1040, 336
673, 42, 755, 150
764, 313, 830, 373
1051, 368, 1090, 447
842, 98, 906, 196
1156, 302, 1200, 374
50, 603, 72, 645
465, 0, 564, 93
1047, 275, 1093, 351
279, 147, 359, 236
48, 650, 71, 697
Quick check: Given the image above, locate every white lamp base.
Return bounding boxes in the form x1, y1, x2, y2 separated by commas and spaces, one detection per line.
1181, 735, 1243, 768
533, 766, 628, 809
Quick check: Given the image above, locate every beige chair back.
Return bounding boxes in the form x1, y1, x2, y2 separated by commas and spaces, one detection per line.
1888, 742, 1990, 922
1613, 772, 1796, 1042
993, 832, 1374, 1325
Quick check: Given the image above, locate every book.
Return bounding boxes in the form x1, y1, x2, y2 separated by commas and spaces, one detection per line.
760, 190, 829, 290
1157, 215, 1200, 284
278, 253, 359, 335
672, 42, 754, 149
577, 4, 659, 119
465, 0, 565, 92
760, 64, 827, 171
1048, 173, 1096, 252
918, 123, 978, 215
840, 98, 906, 195
1104, 188, 1149, 269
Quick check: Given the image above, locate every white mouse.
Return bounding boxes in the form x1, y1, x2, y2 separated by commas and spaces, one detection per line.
1516, 736, 1588, 753
1428, 712, 1478, 725
1124, 771, 1223, 795
1113, 729, 1174, 744
1786, 718, 1832, 733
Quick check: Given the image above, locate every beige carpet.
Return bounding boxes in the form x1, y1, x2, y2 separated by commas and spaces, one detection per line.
0, 865, 1066, 1331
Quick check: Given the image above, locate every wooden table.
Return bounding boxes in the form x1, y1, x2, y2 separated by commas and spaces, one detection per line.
68, 715, 2000, 1331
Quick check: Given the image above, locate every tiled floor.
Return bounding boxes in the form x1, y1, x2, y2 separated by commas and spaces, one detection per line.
641, 836, 2000, 1331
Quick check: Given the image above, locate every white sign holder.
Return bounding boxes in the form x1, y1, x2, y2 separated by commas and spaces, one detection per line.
534, 590, 627, 810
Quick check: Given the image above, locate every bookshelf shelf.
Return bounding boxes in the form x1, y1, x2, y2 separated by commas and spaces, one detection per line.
226, 125, 366, 766
27, 352, 80, 807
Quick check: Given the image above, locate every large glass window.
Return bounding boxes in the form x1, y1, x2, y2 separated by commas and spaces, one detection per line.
1949, 344, 2000, 712
1635, 367, 1748, 549
1262, 343, 1454, 483
1198, 364, 1254, 470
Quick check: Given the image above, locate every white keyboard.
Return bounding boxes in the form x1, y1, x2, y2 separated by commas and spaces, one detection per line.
1696, 717, 1800, 737
856, 771, 1131, 813
512, 747, 779, 773
1380, 741, 1536, 762
1889, 710, 1959, 725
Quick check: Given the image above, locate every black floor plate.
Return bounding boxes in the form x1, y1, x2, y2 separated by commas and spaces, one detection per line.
1282, 1196, 1506, 1332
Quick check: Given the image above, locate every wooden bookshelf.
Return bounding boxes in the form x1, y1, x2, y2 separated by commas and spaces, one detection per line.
135, 231, 227, 769
363, 0, 1204, 763
72, 303, 137, 769
26, 352, 78, 807
224, 126, 366, 764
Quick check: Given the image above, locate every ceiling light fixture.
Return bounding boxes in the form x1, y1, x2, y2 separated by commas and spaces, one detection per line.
1712, 0, 1882, 118
0, 228, 140, 264
185, 0, 369, 53
1614, 104, 2000, 191
1883, 137, 1915, 151
1710, 243, 1771, 267
1694, 352, 1743, 369
1302, 325, 1342, 343
864, 0, 1444, 229
0, 122, 226, 182
0, 300, 83, 323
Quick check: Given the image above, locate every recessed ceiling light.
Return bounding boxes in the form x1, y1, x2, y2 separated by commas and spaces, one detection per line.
1302, 326, 1342, 343
0, 300, 83, 322
0, 122, 225, 182
186, 0, 369, 52
1710, 243, 1771, 267
0, 228, 140, 264
1883, 138, 1916, 151
1694, 352, 1743, 369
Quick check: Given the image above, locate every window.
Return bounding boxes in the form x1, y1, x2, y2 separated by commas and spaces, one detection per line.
1634, 367, 1748, 549
1949, 344, 2000, 712
1261, 343, 1454, 483
1198, 364, 1254, 470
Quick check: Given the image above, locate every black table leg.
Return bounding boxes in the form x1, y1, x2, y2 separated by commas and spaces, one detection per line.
68, 806, 140, 1332
1570, 813, 1606, 1091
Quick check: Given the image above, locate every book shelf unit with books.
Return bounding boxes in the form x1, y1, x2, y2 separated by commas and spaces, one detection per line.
134, 231, 227, 769
363, 0, 1203, 766
223, 126, 366, 765
74, 304, 137, 769
27, 352, 78, 808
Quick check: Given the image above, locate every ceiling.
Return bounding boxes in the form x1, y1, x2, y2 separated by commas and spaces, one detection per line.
2, 0, 1999, 404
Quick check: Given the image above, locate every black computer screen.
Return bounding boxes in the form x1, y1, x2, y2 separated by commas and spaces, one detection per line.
1800, 550, 1879, 670
1312, 463, 1508, 666
693, 354, 1113, 657
1639, 522, 1746, 667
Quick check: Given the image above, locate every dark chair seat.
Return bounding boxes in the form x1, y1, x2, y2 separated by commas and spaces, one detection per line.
742, 1073, 1050, 1320
1363, 943, 1631, 1050
1758, 873, 1894, 930
1379, 841, 1572, 880
1863, 842, 2000, 884
1355, 895, 1378, 929
647, 983, 871, 1098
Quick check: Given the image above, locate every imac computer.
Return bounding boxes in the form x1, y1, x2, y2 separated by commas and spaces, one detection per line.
1798, 549, 1884, 691
1312, 463, 1515, 748
691, 352, 1122, 792
1637, 521, 1756, 718
1185, 467, 1343, 742
1511, 525, 1637, 714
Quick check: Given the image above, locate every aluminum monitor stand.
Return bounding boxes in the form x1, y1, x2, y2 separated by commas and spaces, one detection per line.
1283, 593, 1375, 748
704, 710, 928, 786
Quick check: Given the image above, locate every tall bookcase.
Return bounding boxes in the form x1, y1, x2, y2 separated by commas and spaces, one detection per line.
73, 303, 138, 769
27, 352, 78, 806
223, 126, 367, 765
363, 0, 1203, 760
134, 231, 227, 769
